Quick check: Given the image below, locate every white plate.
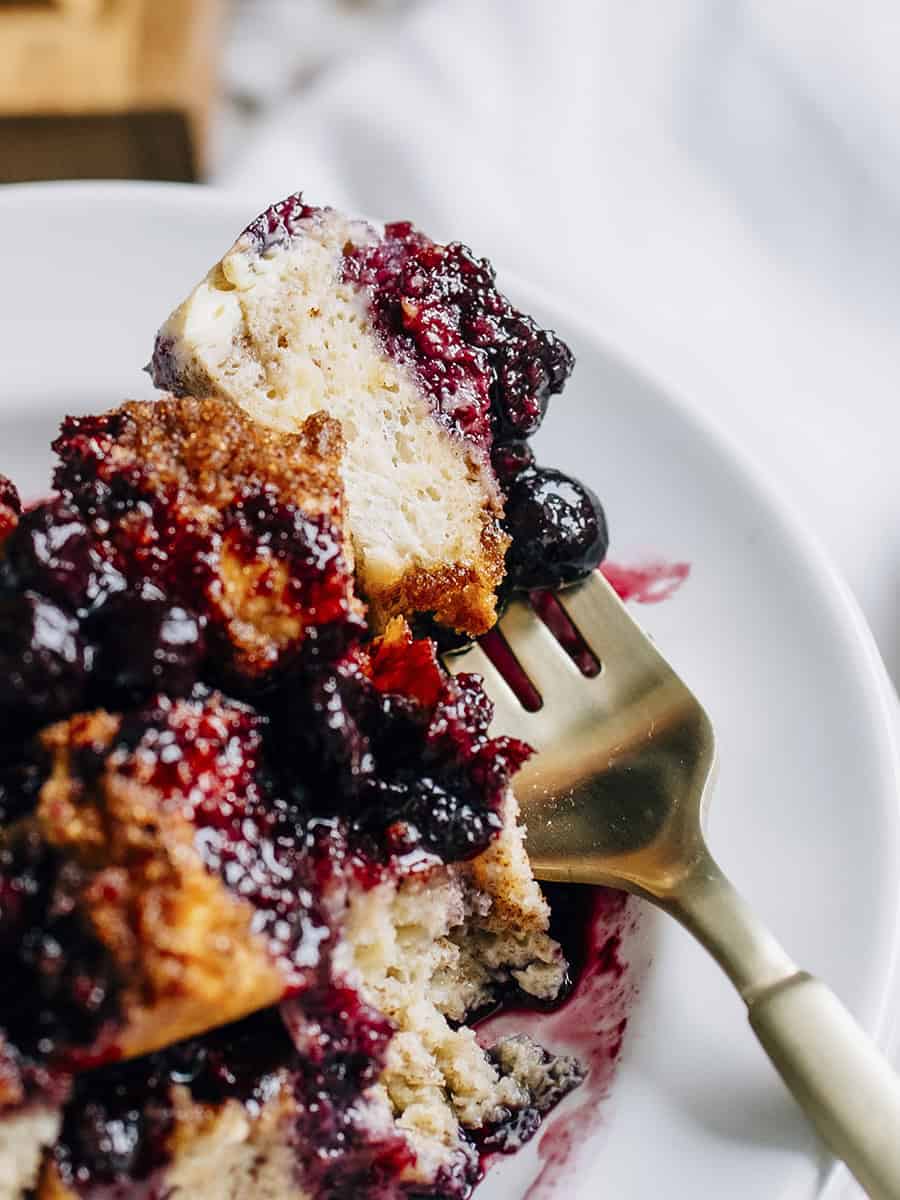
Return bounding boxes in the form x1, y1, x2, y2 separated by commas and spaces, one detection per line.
0, 182, 898, 1200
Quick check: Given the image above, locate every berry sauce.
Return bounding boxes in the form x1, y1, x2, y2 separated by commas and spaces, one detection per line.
343, 221, 573, 449
50, 1008, 300, 1199
273, 622, 531, 872
110, 689, 333, 991
0, 621, 529, 1092
19, 404, 364, 688
154, 194, 609, 598
242, 192, 321, 254
600, 560, 691, 604
474, 887, 637, 1199
0, 830, 125, 1095
50, 997, 410, 1200
0, 205, 636, 1195
41, 884, 629, 1200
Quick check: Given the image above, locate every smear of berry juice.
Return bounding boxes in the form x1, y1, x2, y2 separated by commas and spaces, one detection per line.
476, 889, 639, 1199
600, 560, 690, 604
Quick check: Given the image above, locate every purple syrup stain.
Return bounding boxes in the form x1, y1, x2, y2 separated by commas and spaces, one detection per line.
473, 886, 639, 1198
600, 560, 691, 604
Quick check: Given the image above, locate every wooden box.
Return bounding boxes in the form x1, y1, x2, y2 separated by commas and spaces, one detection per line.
0, 0, 223, 182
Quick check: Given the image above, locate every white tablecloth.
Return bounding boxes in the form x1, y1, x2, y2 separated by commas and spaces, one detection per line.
214, 0, 900, 691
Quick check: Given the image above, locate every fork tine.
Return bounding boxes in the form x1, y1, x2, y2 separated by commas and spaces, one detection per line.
497, 597, 586, 708
556, 571, 657, 663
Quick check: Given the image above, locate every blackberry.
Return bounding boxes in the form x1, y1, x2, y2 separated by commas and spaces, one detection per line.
403, 776, 503, 861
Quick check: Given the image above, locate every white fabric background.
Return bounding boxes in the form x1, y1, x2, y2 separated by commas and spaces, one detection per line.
213, 0, 900, 690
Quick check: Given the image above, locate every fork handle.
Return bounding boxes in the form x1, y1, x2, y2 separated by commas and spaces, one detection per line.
671, 858, 900, 1199
749, 972, 900, 1199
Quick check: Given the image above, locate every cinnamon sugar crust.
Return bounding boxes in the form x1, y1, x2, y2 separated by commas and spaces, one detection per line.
7, 707, 286, 1068
52, 396, 363, 681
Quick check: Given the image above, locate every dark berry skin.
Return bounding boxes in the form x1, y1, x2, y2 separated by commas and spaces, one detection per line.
503, 467, 609, 590
0, 591, 91, 725
491, 439, 535, 486
90, 594, 206, 705
0, 498, 126, 617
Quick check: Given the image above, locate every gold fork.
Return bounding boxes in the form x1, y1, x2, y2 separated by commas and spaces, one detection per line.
446, 571, 900, 1199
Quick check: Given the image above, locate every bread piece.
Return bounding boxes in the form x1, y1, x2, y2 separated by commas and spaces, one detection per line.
43, 395, 363, 681
0, 694, 315, 1080
151, 195, 574, 635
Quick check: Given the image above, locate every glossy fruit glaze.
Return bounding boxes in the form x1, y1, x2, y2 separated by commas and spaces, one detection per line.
47, 903, 603, 1200
150, 194, 609, 596
0, 433, 531, 1128
49, 996, 422, 1200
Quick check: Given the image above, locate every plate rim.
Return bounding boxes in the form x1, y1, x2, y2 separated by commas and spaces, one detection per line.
3, 179, 899, 1198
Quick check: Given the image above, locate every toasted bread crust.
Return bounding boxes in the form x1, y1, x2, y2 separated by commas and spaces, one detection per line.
34, 711, 284, 1062
90, 398, 346, 521
365, 506, 508, 636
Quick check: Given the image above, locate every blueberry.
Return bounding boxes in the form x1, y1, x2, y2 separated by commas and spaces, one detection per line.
91, 595, 205, 704
0, 591, 90, 723
503, 467, 608, 590
2, 499, 125, 616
